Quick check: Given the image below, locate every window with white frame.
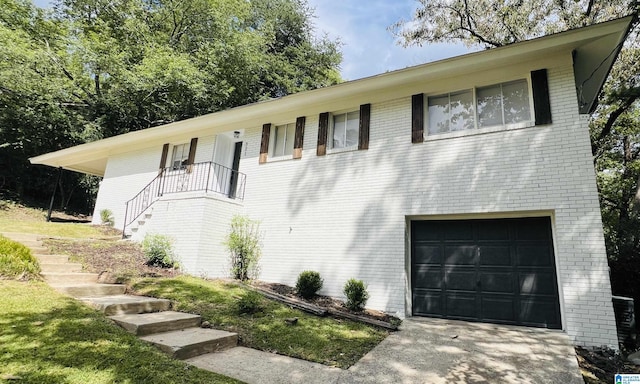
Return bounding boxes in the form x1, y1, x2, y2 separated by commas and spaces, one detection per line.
331, 111, 359, 149
427, 78, 532, 135
270, 123, 295, 157
170, 143, 189, 170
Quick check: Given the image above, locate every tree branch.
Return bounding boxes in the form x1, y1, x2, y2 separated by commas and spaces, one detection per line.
592, 96, 637, 154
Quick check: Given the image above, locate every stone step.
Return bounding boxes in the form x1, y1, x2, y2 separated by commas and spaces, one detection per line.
141, 328, 238, 360
52, 283, 126, 297
0, 232, 43, 242
16, 240, 44, 248
35, 254, 69, 263
110, 311, 202, 336
29, 246, 49, 254
40, 262, 82, 273
42, 272, 99, 284
83, 295, 171, 315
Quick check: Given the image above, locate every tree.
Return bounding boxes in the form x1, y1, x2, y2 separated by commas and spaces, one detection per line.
0, 0, 342, 212
392, 0, 640, 297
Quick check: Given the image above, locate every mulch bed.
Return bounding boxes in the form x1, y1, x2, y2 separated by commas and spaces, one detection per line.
576, 346, 640, 383
250, 280, 400, 327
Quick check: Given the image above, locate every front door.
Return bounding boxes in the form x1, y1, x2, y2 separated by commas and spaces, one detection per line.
213, 134, 242, 197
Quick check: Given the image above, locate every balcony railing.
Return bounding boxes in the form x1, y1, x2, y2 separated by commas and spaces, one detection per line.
123, 161, 246, 234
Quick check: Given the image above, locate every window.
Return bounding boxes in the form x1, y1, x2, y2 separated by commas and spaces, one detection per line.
331, 111, 359, 149
270, 123, 295, 157
426, 78, 532, 136
170, 143, 189, 170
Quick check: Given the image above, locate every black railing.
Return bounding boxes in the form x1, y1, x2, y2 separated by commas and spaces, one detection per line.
123, 161, 246, 234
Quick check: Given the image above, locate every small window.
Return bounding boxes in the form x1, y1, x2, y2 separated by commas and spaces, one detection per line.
170, 143, 189, 170
270, 123, 295, 157
477, 79, 531, 128
331, 111, 359, 149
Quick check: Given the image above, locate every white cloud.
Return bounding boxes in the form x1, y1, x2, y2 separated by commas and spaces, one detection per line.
307, 0, 471, 80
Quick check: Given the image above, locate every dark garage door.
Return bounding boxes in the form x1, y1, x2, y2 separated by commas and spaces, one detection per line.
411, 217, 561, 329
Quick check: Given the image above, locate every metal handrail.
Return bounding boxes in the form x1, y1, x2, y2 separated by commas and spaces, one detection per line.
123, 161, 246, 235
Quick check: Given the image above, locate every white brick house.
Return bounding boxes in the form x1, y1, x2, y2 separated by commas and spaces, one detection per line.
32, 17, 633, 348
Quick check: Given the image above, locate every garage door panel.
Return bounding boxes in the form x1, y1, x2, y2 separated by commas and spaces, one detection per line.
480, 271, 514, 293
482, 296, 515, 322
413, 291, 442, 316
444, 245, 476, 265
411, 217, 561, 330
443, 222, 473, 240
413, 267, 442, 289
414, 245, 442, 264
446, 294, 477, 319
518, 272, 556, 295
445, 268, 477, 291
519, 298, 561, 329
479, 246, 511, 266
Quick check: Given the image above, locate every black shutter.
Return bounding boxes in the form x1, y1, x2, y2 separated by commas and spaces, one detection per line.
531, 69, 552, 125
293, 116, 305, 159
260, 123, 271, 164
187, 138, 198, 165
159, 143, 169, 173
317, 112, 329, 156
412, 93, 424, 143
359, 103, 370, 150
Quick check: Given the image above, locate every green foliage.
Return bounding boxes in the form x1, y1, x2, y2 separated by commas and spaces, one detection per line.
0, 280, 240, 383
236, 290, 264, 314
132, 275, 388, 368
296, 270, 323, 299
224, 215, 262, 281
141, 234, 177, 269
0, 235, 40, 280
99, 209, 114, 226
343, 278, 369, 311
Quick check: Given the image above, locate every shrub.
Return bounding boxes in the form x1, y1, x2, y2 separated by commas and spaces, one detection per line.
224, 215, 262, 281
100, 209, 115, 226
0, 235, 40, 280
296, 270, 323, 299
236, 290, 264, 314
343, 278, 369, 311
141, 234, 178, 269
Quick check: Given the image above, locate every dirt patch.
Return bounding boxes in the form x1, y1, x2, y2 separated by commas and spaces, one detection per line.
251, 280, 400, 325
44, 239, 180, 282
576, 347, 640, 383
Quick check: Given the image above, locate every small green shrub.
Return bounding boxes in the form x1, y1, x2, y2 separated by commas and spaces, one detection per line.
224, 215, 263, 281
236, 290, 263, 314
141, 234, 178, 269
100, 209, 115, 226
343, 278, 369, 311
0, 235, 40, 279
296, 270, 323, 299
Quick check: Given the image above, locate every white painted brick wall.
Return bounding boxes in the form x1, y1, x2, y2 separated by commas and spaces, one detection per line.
94, 61, 618, 348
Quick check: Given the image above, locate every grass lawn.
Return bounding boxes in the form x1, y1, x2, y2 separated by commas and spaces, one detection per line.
132, 276, 389, 368
0, 280, 243, 384
0, 202, 118, 239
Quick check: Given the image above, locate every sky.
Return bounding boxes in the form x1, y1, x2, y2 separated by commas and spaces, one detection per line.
32, 0, 471, 81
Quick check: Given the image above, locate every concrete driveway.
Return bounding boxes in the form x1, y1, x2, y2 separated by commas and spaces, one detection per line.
188, 317, 584, 384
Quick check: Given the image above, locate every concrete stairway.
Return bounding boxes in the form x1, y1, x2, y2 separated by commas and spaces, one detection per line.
2, 232, 238, 361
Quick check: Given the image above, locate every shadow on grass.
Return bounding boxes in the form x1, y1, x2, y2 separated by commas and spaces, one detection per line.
0, 281, 242, 384
131, 276, 389, 368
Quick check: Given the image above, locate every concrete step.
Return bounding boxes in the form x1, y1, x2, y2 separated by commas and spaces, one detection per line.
52, 283, 126, 297
141, 328, 238, 360
16, 240, 44, 248
0, 233, 43, 242
83, 295, 171, 315
42, 272, 99, 284
40, 262, 82, 273
29, 246, 49, 254
35, 254, 69, 263
110, 311, 202, 336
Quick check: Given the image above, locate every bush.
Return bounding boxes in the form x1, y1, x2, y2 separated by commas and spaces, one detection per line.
237, 290, 264, 314
0, 235, 40, 279
343, 278, 369, 311
141, 234, 178, 269
224, 215, 262, 281
296, 270, 323, 299
100, 209, 115, 226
